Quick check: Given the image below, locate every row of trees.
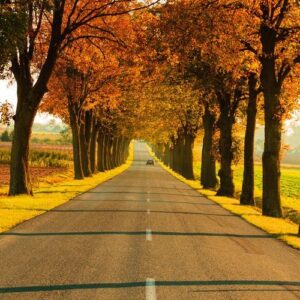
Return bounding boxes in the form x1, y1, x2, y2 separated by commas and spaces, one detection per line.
0, 0, 152, 193
0, 0, 299, 224
137, 0, 300, 219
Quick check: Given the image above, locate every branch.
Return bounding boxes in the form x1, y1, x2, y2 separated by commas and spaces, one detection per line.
28, 3, 45, 60
279, 53, 300, 87
220, 1, 261, 19
60, 34, 124, 52
239, 40, 258, 55
275, 0, 289, 29
276, 25, 300, 42
62, 0, 159, 40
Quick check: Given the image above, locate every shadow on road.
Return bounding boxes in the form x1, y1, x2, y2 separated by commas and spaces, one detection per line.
71, 199, 215, 206
1, 231, 273, 238
0, 280, 299, 294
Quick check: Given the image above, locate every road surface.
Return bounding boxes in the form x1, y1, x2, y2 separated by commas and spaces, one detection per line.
0, 142, 299, 299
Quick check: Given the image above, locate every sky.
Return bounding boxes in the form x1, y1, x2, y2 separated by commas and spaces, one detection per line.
0, 80, 62, 124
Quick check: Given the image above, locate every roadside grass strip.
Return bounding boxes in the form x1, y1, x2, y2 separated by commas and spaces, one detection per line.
147, 146, 300, 250
0, 144, 134, 233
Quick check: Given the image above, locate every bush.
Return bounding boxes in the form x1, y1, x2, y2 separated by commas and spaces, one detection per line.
0, 130, 11, 142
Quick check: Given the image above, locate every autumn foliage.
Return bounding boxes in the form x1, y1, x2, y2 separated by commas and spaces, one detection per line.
0, 0, 300, 225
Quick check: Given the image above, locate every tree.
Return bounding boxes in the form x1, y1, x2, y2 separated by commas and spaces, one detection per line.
8, 0, 156, 195
219, 0, 300, 216
240, 73, 261, 205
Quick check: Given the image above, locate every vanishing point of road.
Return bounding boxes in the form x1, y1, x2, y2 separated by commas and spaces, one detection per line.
0, 142, 299, 299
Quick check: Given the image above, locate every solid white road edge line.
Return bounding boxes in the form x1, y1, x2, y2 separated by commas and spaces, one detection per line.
146, 278, 157, 300
146, 229, 152, 241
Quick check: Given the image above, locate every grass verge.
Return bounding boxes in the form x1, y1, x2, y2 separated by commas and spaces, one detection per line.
0, 144, 134, 233
147, 146, 300, 250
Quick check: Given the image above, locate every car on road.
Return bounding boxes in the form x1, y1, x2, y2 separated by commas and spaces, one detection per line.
146, 159, 154, 165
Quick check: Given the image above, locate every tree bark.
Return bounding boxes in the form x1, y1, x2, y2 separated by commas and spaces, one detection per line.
260, 24, 283, 217
201, 102, 218, 189
216, 93, 235, 197
181, 132, 195, 180
9, 2, 64, 195
68, 100, 84, 180
97, 133, 105, 172
240, 73, 258, 205
111, 137, 118, 168
90, 119, 98, 174
9, 106, 36, 195
104, 135, 113, 170
79, 111, 92, 177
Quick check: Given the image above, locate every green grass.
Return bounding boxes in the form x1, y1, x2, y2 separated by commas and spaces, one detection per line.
148, 146, 300, 250
0, 144, 134, 233
193, 153, 300, 215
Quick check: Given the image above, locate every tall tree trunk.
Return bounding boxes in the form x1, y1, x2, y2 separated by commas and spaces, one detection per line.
164, 144, 171, 166
260, 26, 283, 217
240, 73, 258, 205
201, 102, 218, 189
97, 133, 105, 172
90, 119, 98, 174
111, 137, 118, 168
216, 94, 235, 197
102, 134, 108, 170
105, 135, 113, 170
117, 137, 125, 165
9, 105, 36, 195
169, 146, 174, 169
68, 100, 84, 180
9, 5, 62, 195
181, 132, 195, 180
80, 111, 92, 177
173, 140, 181, 173
262, 83, 282, 217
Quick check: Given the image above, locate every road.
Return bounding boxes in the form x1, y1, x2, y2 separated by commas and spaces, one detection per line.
0, 142, 299, 299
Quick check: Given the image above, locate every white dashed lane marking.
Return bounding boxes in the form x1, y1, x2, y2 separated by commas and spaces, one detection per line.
146, 278, 156, 300
146, 229, 152, 241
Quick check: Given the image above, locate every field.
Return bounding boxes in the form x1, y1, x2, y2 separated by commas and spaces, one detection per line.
0, 127, 71, 145
0, 141, 73, 190
193, 141, 300, 222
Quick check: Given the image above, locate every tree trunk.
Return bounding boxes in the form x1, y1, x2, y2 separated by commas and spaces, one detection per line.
80, 111, 92, 177
105, 135, 113, 170
68, 101, 84, 180
216, 94, 235, 197
97, 134, 105, 172
164, 144, 171, 166
117, 137, 125, 165
9, 106, 36, 195
181, 132, 195, 179
240, 73, 258, 205
262, 87, 282, 217
173, 140, 181, 173
201, 102, 218, 189
9, 7, 62, 195
169, 140, 175, 170
90, 119, 98, 174
260, 26, 283, 217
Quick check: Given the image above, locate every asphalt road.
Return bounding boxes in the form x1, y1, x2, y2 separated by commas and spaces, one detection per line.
0, 141, 299, 300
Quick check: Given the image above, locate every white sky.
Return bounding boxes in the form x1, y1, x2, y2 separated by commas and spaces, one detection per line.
0, 80, 61, 124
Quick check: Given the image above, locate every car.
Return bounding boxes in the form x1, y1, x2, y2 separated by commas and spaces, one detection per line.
146, 159, 154, 165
